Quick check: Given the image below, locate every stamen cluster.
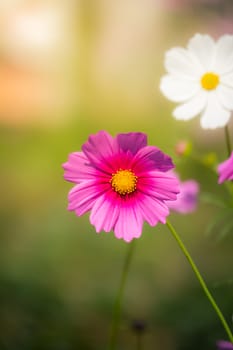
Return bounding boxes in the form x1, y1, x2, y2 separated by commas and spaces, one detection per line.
110, 169, 137, 195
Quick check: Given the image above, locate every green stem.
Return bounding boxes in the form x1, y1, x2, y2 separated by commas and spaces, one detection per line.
136, 333, 143, 350
166, 220, 233, 343
109, 239, 136, 350
224, 126, 232, 157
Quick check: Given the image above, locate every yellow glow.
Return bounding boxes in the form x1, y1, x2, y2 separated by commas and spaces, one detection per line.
111, 169, 137, 195
201, 72, 219, 90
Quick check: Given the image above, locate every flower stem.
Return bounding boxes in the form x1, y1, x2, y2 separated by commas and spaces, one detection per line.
166, 219, 233, 343
109, 239, 136, 350
136, 333, 143, 350
225, 126, 232, 157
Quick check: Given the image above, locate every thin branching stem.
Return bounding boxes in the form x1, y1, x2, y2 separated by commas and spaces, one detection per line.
225, 126, 232, 157
166, 220, 233, 343
109, 239, 136, 350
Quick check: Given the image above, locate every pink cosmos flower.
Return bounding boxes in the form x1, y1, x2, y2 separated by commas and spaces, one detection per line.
166, 172, 199, 214
62, 131, 180, 242
217, 151, 233, 184
217, 340, 233, 350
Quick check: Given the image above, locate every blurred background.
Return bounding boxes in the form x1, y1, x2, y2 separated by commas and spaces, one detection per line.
0, 0, 233, 349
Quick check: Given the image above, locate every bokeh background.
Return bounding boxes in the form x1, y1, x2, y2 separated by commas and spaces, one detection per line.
0, 0, 233, 349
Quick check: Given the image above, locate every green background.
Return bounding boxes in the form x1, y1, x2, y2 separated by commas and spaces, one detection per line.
0, 1, 233, 349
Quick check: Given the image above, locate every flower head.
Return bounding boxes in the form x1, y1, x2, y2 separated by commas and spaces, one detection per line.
160, 33, 233, 129
166, 172, 199, 214
217, 151, 233, 184
217, 340, 233, 350
63, 131, 179, 242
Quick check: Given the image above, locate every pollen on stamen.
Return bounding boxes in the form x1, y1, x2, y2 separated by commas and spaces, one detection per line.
201, 72, 219, 90
110, 169, 138, 195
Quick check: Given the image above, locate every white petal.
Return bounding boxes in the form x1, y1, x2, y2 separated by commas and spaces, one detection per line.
214, 35, 233, 74
216, 85, 233, 110
200, 92, 231, 129
187, 34, 216, 70
221, 73, 233, 88
165, 47, 203, 78
173, 91, 207, 120
160, 75, 200, 102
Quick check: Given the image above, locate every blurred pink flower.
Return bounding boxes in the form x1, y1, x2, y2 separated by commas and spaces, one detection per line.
217, 151, 233, 184
217, 340, 233, 350
63, 131, 179, 242
175, 140, 189, 156
174, 140, 192, 157
166, 172, 199, 214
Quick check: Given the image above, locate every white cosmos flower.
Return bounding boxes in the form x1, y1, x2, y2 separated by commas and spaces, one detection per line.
160, 33, 233, 129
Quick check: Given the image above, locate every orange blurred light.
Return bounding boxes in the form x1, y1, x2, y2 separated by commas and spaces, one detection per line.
0, 63, 58, 125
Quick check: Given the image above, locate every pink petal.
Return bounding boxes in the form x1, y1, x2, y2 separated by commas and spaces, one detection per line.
217, 340, 233, 350
167, 180, 199, 214
117, 132, 147, 155
114, 199, 143, 242
90, 192, 120, 233
106, 152, 134, 172
68, 180, 110, 215
138, 171, 180, 200
82, 131, 119, 173
136, 193, 170, 226
218, 152, 233, 183
63, 152, 98, 184
90, 193, 143, 242
132, 146, 175, 173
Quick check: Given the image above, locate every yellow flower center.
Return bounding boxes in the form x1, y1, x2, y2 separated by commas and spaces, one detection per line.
110, 169, 137, 195
201, 72, 219, 90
